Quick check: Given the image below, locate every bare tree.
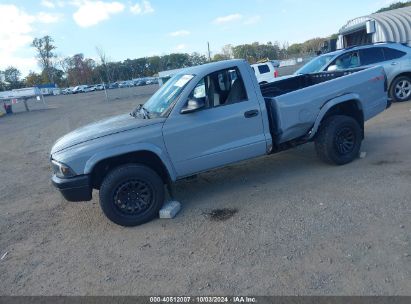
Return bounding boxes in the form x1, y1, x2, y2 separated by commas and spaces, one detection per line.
301, 38, 325, 55
58, 57, 71, 87
96, 46, 110, 102
221, 44, 234, 59
96, 46, 112, 84
281, 41, 290, 59
31, 36, 57, 83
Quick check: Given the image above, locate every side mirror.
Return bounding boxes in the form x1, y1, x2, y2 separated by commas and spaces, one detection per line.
327, 65, 337, 72
180, 99, 205, 114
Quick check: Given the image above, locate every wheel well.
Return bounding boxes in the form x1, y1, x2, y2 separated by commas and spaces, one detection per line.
90, 151, 170, 189
389, 72, 411, 90
320, 100, 364, 137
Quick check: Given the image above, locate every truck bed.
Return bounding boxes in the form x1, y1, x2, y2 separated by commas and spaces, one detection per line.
260, 70, 360, 98
261, 68, 386, 145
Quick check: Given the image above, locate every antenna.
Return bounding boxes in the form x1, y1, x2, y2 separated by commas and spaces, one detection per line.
207, 42, 211, 61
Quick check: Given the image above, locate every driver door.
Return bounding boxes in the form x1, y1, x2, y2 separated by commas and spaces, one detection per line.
162, 67, 267, 178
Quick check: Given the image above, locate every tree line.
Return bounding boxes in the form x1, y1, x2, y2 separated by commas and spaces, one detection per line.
376, 1, 411, 13
0, 35, 330, 91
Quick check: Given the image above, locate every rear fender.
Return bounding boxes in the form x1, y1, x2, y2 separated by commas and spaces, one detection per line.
308, 93, 363, 140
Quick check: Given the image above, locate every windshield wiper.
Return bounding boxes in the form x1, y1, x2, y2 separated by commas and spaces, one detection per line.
141, 106, 150, 119
130, 106, 139, 118
130, 104, 150, 119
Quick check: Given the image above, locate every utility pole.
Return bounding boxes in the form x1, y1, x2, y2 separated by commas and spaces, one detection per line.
207, 42, 211, 62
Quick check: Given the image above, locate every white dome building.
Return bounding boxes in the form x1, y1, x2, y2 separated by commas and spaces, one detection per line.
337, 6, 411, 49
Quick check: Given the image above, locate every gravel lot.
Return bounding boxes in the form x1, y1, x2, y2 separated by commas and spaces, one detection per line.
0, 85, 410, 295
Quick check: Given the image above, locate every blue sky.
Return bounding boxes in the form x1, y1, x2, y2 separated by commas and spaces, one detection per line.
0, 0, 397, 76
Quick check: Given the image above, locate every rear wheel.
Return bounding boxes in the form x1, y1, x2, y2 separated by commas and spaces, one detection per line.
390, 76, 411, 102
99, 164, 165, 226
315, 115, 362, 165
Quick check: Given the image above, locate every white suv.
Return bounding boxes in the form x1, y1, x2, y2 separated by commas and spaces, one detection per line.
72, 85, 88, 94
251, 61, 279, 84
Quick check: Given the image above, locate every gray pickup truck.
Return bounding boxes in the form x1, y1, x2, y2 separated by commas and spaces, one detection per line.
50, 59, 389, 226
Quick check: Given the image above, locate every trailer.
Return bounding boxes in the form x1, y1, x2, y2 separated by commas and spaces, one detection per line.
0, 87, 46, 113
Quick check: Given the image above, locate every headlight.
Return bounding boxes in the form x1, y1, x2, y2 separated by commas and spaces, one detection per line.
51, 160, 76, 178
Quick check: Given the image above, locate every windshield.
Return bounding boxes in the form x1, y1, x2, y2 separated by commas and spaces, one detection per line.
137, 73, 194, 118
296, 54, 336, 74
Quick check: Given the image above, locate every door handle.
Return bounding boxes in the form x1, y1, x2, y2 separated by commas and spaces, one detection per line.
391, 62, 398, 66
244, 109, 259, 118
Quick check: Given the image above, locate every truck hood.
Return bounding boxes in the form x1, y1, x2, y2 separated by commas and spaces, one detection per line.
51, 114, 164, 154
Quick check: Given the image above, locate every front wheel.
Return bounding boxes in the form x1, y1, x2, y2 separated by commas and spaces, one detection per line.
315, 115, 362, 165
99, 164, 165, 226
390, 76, 411, 102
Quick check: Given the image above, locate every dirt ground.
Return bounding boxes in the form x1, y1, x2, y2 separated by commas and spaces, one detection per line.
0, 86, 410, 295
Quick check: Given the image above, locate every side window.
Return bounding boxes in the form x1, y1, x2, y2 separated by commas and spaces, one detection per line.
359, 48, 384, 65
330, 51, 360, 70
258, 64, 270, 74
188, 67, 248, 109
383, 47, 406, 60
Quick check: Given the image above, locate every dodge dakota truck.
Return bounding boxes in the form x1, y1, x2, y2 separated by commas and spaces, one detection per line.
50, 59, 389, 226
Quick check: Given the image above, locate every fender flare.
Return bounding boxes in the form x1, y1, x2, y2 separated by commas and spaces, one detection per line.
83, 143, 177, 181
308, 93, 363, 140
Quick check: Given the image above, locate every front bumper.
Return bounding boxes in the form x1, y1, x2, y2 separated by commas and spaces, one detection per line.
51, 174, 92, 202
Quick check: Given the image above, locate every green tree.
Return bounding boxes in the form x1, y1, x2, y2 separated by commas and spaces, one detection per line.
232, 42, 280, 63
213, 53, 230, 61
329, 33, 339, 40
130, 58, 149, 78
42, 67, 64, 87
65, 54, 95, 85
287, 43, 302, 55
300, 38, 326, 54
4, 66, 22, 89
376, 1, 411, 13
189, 52, 207, 66
147, 56, 161, 76
25, 71, 43, 87
0, 71, 6, 91
32, 35, 57, 83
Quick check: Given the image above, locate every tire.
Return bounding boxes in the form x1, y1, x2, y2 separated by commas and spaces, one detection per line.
314, 115, 362, 165
99, 164, 165, 227
390, 76, 411, 102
